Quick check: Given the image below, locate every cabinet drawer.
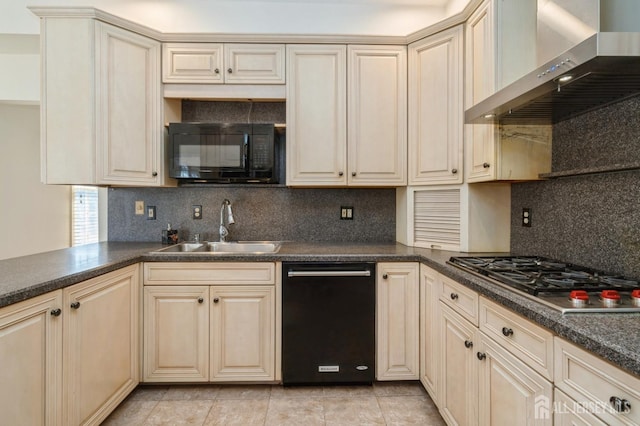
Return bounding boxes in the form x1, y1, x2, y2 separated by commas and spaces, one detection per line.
555, 337, 640, 426
439, 274, 478, 325
479, 297, 554, 381
143, 262, 275, 285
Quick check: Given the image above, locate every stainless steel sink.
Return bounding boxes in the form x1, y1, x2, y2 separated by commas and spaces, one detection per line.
153, 241, 281, 254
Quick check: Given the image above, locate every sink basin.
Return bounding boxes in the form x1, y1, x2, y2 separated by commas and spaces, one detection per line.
153, 241, 281, 254
154, 243, 205, 253
205, 242, 281, 253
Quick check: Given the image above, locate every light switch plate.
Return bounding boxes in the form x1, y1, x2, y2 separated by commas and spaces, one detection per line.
147, 206, 156, 220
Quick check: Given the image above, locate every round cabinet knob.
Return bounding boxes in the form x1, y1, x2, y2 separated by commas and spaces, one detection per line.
452, 168, 458, 174
338, 171, 344, 176
70, 301, 80, 310
213, 297, 220, 303
382, 274, 388, 279
477, 352, 487, 361
501, 327, 514, 337
50, 308, 62, 317
483, 162, 491, 168
227, 68, 233, 74
450, 293, 459, 300
214, 68, 220, 74
152, 172, 158, 177
198, 297, 204, 304
352, 172, 356, 177
464, 340, 473, 349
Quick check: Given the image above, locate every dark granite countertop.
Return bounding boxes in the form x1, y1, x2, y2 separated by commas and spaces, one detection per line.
1, 241, 638, 379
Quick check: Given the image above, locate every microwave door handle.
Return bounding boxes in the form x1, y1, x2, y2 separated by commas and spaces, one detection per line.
243, 134, 249, 171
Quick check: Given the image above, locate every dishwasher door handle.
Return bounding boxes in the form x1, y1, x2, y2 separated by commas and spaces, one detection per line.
287, 270, 371, 278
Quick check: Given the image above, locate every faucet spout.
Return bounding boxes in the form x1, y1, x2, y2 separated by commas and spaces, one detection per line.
219, 199, 235, 242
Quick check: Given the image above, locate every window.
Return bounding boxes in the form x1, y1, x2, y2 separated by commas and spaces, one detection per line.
72, 185, 99, 246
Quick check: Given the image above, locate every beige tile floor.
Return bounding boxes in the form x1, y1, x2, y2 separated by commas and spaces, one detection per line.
102, 381, 445, 425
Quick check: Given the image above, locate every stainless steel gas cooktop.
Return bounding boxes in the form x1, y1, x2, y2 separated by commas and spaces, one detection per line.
447, 256, 640, 314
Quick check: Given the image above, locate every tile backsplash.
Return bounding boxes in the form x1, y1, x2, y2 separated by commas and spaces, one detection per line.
511, 95, 640, 278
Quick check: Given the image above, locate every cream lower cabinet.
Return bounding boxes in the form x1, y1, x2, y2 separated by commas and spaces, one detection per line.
143, 262, 278, 383
419, 264, 440, 402
376, 262, 419, 380
63, 264, 140, 426
0, 291, 63, 426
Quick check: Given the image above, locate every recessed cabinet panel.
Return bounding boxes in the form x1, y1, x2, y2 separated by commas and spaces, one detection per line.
408, 26, 463, 185
419, 264, 440, 403
163, 43, 223, 83
224, 44, 285, 84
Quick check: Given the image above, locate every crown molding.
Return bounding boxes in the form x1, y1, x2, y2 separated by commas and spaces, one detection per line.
29, 3, 481, 45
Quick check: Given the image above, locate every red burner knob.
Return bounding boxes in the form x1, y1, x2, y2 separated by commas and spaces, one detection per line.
600, 289, 621, 307
601, 290, 621, 300
570, 290, 589, 300
632, 289, 640, 307
569, 290, 589, 307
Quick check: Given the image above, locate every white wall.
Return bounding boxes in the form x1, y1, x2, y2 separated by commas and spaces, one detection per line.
0, 104, 71, 260
6, 0, 455, 36
0, 35, 39, 103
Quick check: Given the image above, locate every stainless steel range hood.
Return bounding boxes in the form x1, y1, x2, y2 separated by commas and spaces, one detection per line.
466, 33, 640, 124
466, 0, 640, 125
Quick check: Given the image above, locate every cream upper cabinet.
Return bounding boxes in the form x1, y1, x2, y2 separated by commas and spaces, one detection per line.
142, 262, 278, 383
376, 262, 419, 381
63, 265, 139, 426
286, 44, 407, 187
464, 0, 551, 183
408, 26, 463, 185
419, 264, 440, 403
286, 44, 348, 185
348, 45, 407, 186
0, 291, 63, 426
38, 16, 165, 186
163, 43, 285, 84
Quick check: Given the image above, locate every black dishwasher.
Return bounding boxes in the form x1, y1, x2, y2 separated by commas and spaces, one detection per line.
282, 262, 375, 385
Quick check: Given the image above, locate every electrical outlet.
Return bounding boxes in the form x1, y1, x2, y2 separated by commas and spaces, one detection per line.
340, 206, 354, 220
135, 201, 144, 215
147, 206, 156, 220
192, 205, 202, 220
522, 208, 531, 227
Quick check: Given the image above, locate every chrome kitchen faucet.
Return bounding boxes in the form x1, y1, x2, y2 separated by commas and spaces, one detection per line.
219, 199, 235, 242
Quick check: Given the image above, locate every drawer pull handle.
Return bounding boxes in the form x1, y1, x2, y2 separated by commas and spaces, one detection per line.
450, 293, 459, 300
501, 327, 514, 337
476, 352, 486, 361
483, 162, 490, 168
609, 396, 631, 413
464, 340, 473, 349
50, 308, 62, 317
70, 301, 80, 309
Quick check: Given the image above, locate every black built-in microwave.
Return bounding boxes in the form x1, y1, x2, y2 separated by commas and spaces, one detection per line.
168, 122, 283, 183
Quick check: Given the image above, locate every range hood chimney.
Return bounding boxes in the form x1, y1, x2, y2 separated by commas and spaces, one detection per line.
465, 0, 640, 124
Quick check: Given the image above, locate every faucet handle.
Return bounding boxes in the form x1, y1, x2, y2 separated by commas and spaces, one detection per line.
193, 233, 201, 243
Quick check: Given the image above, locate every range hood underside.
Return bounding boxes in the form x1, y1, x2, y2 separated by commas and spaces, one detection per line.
465, 33, 640, 124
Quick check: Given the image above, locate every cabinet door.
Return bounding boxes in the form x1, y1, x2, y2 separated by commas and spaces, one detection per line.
408, 26, 463, 185
439, 303, 479, 426
163, 43, 224, 83
143, 286, 210, 382
286, 45, 347, 186
210, 286, 275, 381
376, 262, 419, 380
0, 291, 63, 426
63, 265, 139, 426
348, 45, 407, 186
96, 22, 163, 185
224, 44, 285, 84
477, 333, 552, 426
419, 264, 440, 403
